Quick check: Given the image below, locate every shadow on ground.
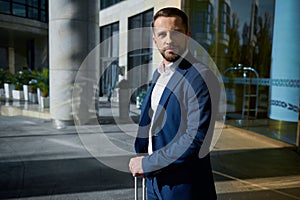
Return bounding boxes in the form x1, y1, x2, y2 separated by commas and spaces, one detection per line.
1, 148, 300, 199
0, 156, 133, 199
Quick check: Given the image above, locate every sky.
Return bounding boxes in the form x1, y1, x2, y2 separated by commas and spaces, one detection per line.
230, 0, 275, 41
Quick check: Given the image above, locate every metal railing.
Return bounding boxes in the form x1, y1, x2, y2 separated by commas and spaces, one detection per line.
224, 65, 259, 119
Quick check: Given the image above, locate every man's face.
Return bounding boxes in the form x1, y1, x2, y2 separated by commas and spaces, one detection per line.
153, 16, 189, 63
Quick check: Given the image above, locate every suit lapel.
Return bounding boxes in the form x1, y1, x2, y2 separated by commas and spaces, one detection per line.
141, 52, 197, 132
152, 53, 196, 127
151, 68, 187, 127
139, 70, 160, 125
157, 67, 187, 109
158, 52, 197, 108
144, 70, 160, 106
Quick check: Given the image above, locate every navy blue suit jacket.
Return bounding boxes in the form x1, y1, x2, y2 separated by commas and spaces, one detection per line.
135, 52, 219, 199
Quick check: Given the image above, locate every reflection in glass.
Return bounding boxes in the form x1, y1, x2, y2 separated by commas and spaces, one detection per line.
189, 0, 298, 145
0, 0, 47, 22
12, 3, 26, 17
0, 1, 10, 14
28, 7, 38, 20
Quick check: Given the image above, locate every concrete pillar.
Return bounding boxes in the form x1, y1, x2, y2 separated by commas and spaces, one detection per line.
49, 0, 99, 128
269, 0, 300, 122
297, 110, 300, 152
8, 47, 15, 74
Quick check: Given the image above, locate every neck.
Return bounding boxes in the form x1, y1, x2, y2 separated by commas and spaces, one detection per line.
163, 60, 172, 66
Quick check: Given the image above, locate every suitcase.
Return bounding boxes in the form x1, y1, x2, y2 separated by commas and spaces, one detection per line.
135, 177, 146, 200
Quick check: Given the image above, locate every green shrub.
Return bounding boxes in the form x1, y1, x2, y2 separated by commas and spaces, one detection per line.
0, 69, 5, 88
0, 70, 14, 87
14, 72, 21, 90
37, 68, 49, 97
29, 79, 38, 93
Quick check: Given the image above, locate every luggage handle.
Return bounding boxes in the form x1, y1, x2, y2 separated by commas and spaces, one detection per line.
135, 177, 146, 200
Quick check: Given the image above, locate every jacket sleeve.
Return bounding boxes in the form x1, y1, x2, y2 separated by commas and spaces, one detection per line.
141, 69, 219, 175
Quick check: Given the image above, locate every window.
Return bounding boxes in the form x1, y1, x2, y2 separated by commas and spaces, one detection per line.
41, 0, 45, 9
100, 0, 124, 10
28, 7, 38, 19
218, 1, 230, 34
13, 0, 25, 3
100, 22, 119, 58
12, 3, 26, 17
128, 9, 153, 96
0, 0, 48, 22
191, 2, 213, 34
0, 0, 10, 14
100, 22, 120, 97
27, 0, 38, 7
27, 0, 39, 20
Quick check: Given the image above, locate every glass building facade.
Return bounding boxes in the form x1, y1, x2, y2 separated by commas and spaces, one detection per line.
203, 0, 299, 145
127, 9, 153, 100
0, 0, 48, 72
100, 0, 124, 10
189, 0, 299, 145
99, 0, 299, 145
0, 0, 48, 22
100, 22, 119, 97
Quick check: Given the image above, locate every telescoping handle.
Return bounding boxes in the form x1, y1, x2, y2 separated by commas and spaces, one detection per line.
135, 177, 146, 200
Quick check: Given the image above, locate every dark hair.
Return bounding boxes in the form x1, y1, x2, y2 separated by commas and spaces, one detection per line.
152, 7, 189, 33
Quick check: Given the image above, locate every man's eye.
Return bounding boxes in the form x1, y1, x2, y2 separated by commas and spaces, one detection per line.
172, 31, 180, 36
158, 32, 166, 37
172, 31, 184, 38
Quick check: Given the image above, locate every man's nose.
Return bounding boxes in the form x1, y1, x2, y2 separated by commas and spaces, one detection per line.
165, 32, 174, 44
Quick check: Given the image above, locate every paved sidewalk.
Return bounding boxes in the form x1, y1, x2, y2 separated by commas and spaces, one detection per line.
0, 98, 300, 200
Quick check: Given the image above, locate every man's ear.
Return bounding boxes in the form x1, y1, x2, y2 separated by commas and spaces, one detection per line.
152, 36, 157, 45
187, 31, 191, 37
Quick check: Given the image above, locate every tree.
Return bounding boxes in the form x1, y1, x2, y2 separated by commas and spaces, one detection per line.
253, 13, 272, 78
207, 19, 217, 62
240, 23, 253, 66
228, 13, 241, 66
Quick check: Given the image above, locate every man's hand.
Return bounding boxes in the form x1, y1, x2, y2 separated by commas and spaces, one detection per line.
129, 156, 144, 177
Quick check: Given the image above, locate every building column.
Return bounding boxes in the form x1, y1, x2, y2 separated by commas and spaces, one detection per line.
49, 0, 99, 128
297, 112, 300, 152
8, 47, 15, 74
269, 0, 300, 122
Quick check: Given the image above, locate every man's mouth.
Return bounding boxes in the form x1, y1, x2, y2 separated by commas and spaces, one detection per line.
164, 46, 178, 53
164, 46, 176, 50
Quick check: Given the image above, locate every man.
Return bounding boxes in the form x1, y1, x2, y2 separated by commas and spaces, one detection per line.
129, 7, 219, 200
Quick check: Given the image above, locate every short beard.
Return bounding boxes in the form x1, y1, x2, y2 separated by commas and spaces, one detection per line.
161, 51, 180, 62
